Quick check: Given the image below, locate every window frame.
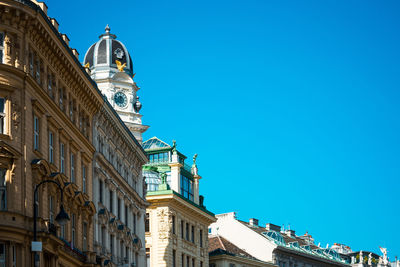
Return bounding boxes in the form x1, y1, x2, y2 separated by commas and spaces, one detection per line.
82, 164, 87, 193
0, 168, 7, 211
0, 97, 6, 135
71, 214, 76, 248
48, 131, 54, 164
60, 142, 65, 173
70, 153, 75, 183
33, 115, 40, 151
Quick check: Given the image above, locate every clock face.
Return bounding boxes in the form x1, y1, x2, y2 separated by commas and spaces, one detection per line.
114, 92, 128, 108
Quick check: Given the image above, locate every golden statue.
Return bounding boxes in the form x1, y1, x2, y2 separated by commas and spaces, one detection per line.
115, 60, 126, 72
84, 62, 90, 68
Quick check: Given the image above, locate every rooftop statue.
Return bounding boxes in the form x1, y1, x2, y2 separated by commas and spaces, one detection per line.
368, 253, 372, 265
379, 247, 388, 265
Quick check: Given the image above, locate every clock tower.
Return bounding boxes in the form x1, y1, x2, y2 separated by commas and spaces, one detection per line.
83, 25, 149, 142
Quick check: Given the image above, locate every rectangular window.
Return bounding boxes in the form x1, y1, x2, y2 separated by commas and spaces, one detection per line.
0, 243, 5, 267
36, 58, 41, 84
33, 115, 40, 150
200, 262, 203, 267
70, 153, 75, 183
109, 190, 113, 213
12, 245, 16, 267
99, 180, 103, 203
60, 224, 65, 239
47, 74, 53, 98
71, 214, 76, 248
117, 198, 121, 219
110, 235, 114, 256
181, 254, 184, 267
133, 212, 137, 234
60, 143, 65, 173
172, 215, 176, 234
200, 229, 203, 248
187, 255, 189, 267
192, 258, 195, 267
180, 175, 193, 201
49, 196, 54, 224
181, 220, 184, 239
48, 131, 54, 163
172, 249, 176, 267
0, 32, 4, 63
186, 223, 189, 240
59, 87, 64, 111
191, 225, 194, 242
124, 205, 128, 225
83, 222, 87, 251
29, 52, 34, 76
0, 98, 5, 134
145, 213, 150, 232
82, 165, 87, 193
146, 248, 150, 267
0, 168, 6, 211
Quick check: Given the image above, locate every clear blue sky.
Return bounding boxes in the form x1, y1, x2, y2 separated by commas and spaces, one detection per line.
45, 0, 399, 259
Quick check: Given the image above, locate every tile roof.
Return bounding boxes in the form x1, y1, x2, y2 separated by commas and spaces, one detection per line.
208, 235, 256, 260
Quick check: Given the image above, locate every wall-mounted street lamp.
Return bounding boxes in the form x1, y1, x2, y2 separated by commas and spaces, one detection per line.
32, 178, 70, 267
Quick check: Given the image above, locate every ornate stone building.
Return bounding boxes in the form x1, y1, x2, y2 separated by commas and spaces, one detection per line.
84, 27, 150, 267
142, 137, 216, 267
0, 0, 103, 266
92, 102, 148, 267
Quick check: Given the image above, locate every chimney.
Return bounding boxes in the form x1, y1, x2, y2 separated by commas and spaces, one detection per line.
61, 34, 70, 46
286, 230, 296, 238
72, 49, 79, 59
50, 18, 59, 31
32, 1, 48, 15
265, 223, 281, 232
249, 218, 259, 227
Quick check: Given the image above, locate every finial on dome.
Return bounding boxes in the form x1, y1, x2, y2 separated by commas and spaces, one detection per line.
105, 24, 110, 33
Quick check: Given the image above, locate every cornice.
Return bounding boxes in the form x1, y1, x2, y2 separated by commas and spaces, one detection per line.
146, 193, 216, 223
0, 0, 104, 115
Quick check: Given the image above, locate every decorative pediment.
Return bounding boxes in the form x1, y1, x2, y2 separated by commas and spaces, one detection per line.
0, 141, 21, 159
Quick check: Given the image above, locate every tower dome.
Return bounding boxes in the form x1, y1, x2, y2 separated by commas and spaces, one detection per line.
84, 25, 134, 78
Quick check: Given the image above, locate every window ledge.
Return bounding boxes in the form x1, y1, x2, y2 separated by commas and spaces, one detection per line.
0, 134, 11, 141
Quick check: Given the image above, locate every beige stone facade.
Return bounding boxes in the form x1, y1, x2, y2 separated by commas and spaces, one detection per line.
0, 0, 103, 266
146, 193, 215, 267
142, 138, 216, 267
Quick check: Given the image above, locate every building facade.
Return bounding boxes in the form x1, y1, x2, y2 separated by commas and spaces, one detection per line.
92, 102, 148, 267
142, 137, 216, 267
209, 213, 349, 267
84, 26, 150, 267
0, 0, 104, 266
209, 235, 276, 267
